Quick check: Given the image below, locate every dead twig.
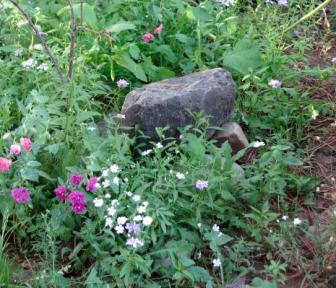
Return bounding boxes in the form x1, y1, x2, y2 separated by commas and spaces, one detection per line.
9, 0, 66, 84
67, 0, 76, 81
78, 26, 113, 45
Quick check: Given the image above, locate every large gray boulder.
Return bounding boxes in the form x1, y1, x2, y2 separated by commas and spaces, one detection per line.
120, 68, 236, 139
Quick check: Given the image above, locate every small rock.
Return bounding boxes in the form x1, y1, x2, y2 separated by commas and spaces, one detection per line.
212, 122, 249, 153
121, 68, 236, 140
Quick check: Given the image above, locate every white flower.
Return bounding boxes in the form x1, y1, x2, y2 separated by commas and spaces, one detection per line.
282, 215, 288, 221
102, 180, 110, 188
112, 177, 120, 185
115, 225, 125, 234
105, 217, 113, 228
117, 216, 128, 225
93, 198, 104, 208
311, 106, 319, 120
156, 142, 163, 149
197, 223, 202, 228
176, 172, 185, 180
104, 194, 111, 199
143, 216, 153, 226
126, 191, 133, 197
102, 169, 109, 177
133, 215, 143, 222
124, 178, 128, 183
87, 126, 96, 131
37, 63, 49, 71
110, 164, 120, 173
14, 49, 23, 57
111, 199, 119, 206
252, 141, 265, 148
95, 183, 101, 189
212, 224, 220, 232
141, 149, 152, 156
33, 44, 43, 50
132, 195, 141, 202
213, 258, 221, 267
2, 132, 10, 140
293, 218, 302, 225
216, 0, 235, 6
22, 58, 37, 69
107, 206, 116, 216
137, 205, 147, 214
115, 114, 126, 119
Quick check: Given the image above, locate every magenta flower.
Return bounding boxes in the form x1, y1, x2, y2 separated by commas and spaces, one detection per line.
67, 191, 85, 204
10, 143, 21, 155
71, 201, 87, 214
54, 185, 68, 202
86, 177, 98, 191
268, 79, 282, 89
0, 157, 12, 172
69, 174, 83, 186
143, 33, 155, 43
195, 180, 208, 190
11, 187, 30, 204
117, 79, 129, 88
20, 137, 32, 153
154, 24, 163, 35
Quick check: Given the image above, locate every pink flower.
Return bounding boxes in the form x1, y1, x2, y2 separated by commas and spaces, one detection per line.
20, 137, 32, 152
66, 191, 87, 214
71, 201, 87, 214
0, 157, 12, 172
195, 180, 208, 190
86, 177, 98, 191
117, 79, 129, 88
268, 79, 282, 89
54, 185, 68, 201
143, 33, 155, 43
154, 24, 163, 35
67, 191, 85, 204
11, 187, 30, 204
69, 174, 83, 186
10, 144, 21, 155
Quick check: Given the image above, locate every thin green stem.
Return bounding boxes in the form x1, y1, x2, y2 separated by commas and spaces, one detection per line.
283, 0, 333, 33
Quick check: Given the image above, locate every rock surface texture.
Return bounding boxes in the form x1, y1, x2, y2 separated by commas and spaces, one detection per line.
121, 68, 236, 139
213, 122, 249, 153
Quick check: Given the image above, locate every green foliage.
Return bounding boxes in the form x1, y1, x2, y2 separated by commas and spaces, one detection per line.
0, 0, 333, 286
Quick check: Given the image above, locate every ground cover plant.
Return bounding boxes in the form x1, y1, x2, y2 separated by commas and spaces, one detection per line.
0, 0, 335, 287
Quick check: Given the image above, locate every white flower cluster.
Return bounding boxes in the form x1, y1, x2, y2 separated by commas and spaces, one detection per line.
215, 0, 235, 6
22, 58, 37, 69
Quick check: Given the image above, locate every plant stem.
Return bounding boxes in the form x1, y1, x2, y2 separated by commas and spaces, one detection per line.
67, 0, 76, 82
9, 0, 67, 84
283, 0, 333, 33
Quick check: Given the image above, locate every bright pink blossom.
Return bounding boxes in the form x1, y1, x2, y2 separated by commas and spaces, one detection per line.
86, 177, 98, 191
54, 185, 68, 201
154, 24, 163, 35
66, 191, 86, 214
67, 191, 85, 204
71, 201, 87, 214
143, 33, 155, 43
69, 174, 83, 186
0, 157, 12, 172
11, 187, 30, 204
20, 137, 32, 152
10, 144, 21, 155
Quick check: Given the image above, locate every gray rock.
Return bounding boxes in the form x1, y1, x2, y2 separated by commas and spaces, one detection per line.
121, 68, 236, 139
212, 122, 248, 153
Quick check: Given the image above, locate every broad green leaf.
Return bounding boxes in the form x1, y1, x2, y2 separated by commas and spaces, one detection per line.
107, 22, 136, 34
223, 39, 264, 75
114, 53, 147, 82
